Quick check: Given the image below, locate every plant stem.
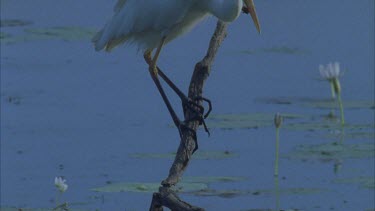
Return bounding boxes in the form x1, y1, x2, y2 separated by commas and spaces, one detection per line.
337, 93, 345, 126
55, 191, 59, 207
330, 81, 336, 99
329, 81, 336, 116
55, 191, 63, 209
274, 127, 280, 176
274, 175, 280, 211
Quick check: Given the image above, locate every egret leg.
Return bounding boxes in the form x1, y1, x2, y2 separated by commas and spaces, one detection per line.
144, 38, 211, 138
144, 50, 182, 133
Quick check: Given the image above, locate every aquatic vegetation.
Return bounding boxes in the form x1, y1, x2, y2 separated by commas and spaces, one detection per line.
239, 46, 310, 55
283, 142, 375, 161
0, 26, 96, 44
91, 181, 208, 193
333, 177, 375, 189
0, 208, 88, 211
190, 187, 325, 198
129, 150, 237, 159
91, 176, 246, 194
0, 32, 12, 39
25, 27, 96, 41
207, 112, 374, 142
207, 113, 303, 130
182, 176, 247, 183
0, 19, 33, 27
255, 97, 375, 110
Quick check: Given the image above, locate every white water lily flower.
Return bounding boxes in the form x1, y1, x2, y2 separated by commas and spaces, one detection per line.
319, 62, 341, 81
55, 177, 68, 193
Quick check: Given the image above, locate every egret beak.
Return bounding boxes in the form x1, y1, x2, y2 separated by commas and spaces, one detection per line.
243, 0, 261, 34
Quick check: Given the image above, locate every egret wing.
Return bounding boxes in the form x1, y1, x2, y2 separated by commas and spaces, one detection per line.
93, 0, 198, 51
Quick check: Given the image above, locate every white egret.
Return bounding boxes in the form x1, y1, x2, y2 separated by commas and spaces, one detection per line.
93, 0, 261, 137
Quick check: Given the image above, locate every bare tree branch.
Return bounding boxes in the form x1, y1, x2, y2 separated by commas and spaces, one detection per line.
149, 20, 228, 211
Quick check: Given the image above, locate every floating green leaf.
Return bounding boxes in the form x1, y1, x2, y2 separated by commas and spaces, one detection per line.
192, 189, 243, 198
257, 187, 325, 195
1, 26, 96, 44
91, 182, 208, 193
239, 46, 309, 55
207, 113, 304, 130
333, 177, 375, 189
25, 26, 96, 41
130, 150, 237, 159
182, 176, 247, 183
191, 187, 325, 198
255, 97, 375, 110
192, 150, 237, 159
1, 19, 33, 27
305, 100, 375, 110
284, 142, 375, 160
0, 32, 34, 44
320, 131, 375, 140
241, 209, 270, 211
284, 122, 374, 132
0, 32, 12, 39
243, 209, 300, 211
0, 207, 88, 211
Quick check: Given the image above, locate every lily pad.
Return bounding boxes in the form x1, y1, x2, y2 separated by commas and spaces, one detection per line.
243, 209, 300, 211
1, 26, 96, 44
0, 33, 33, 44
130, 150, 237, 159
239, 46, 309, 55
0, 32, 12, 39
192, 150, 237, 159
182, 176, 247, 183
256, 187, 325, 196
304, 100, 375, 110
255, 96, 317, 105
320, 131, 375, 140
25, 26, 96, 41
255, 97, 375, 110
333, 177, 375, 189
284, 122, 374, 132
284, 142, 375, 160
191, 187, 324, 198
207, 113, 304, 130
91, 181, 208, 193
0, 207, 87, 211
1, 19, 33, 27
192, 188, 244, 198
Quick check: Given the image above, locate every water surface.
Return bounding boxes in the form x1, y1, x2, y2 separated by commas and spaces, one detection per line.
1, 0, 374, 210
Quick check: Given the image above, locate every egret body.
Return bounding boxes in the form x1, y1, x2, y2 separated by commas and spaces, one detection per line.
93, 0, 261, 138
93, 0, 260, 52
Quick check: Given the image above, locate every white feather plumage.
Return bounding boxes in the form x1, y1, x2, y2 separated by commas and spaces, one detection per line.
93, 0, 246, 51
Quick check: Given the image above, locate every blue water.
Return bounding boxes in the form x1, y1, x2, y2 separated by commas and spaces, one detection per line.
1, 0, 374, 210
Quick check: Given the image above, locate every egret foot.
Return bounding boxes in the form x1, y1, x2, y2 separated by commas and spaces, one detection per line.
182, 96, 211, 136
156, 67, 211, 136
